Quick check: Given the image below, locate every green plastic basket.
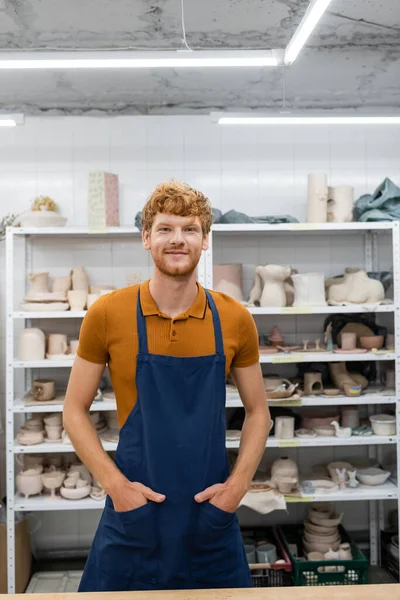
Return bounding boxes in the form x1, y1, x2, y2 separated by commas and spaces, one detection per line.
279, 525, 369, 586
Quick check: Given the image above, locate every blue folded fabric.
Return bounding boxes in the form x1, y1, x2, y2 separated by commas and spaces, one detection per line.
354, 177, 400, 221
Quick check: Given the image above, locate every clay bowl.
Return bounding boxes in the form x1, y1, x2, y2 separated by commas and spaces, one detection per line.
16, 472, 43, 498
17, 431, 44, 445
304, 520, 338, 536
308, 513, 343, 528
43, 413, 62, 426
60, 485, 91, 500
41, 470, 65, 491
303, 538, 340, 555
359, 335, 384, 350
22, 466, 43, 476
304, 529, 340, 544
314, 425, 336, 437
63, 477, 77, 489
307, 552, 325, 561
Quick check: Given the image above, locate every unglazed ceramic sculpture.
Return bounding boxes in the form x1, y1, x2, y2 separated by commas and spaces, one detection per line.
68, 290, 88, 311
304, 373, 323, 395
60, 484, 91, 500
327, 186, 354, 223
18, 328, 46, 361
52, 275, 71, 293
16, 471, 44, 498
292, 273, 327, 307
31, 379, 56, 401
330, 421, 352, 438
329, 362, 368, 393
271, 457, 299, 492
328, 269, 385, 304
72, 266, 89, 293
307, 173, 328, 223
275, 416, 295, 440
249, 265, 292, 307
268, 326, 284, 347
41, 471, 65, 498
48, 333, 68, 355
213, 264, 244, 302
27, 272, 49, 296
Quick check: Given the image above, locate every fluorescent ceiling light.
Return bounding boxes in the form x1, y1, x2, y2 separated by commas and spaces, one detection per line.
212, 114, 400, 125
0, 50, 279, 69
0, 113, 24, 127
285, 0, 333, 65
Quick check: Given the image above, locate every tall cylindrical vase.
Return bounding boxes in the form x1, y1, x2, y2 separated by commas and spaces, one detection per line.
327, 185, 354, 222
307, 173, 328, 223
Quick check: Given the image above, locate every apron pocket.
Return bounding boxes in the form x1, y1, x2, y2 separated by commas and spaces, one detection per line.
191, 501, 247, 586
96, 501, 159, 586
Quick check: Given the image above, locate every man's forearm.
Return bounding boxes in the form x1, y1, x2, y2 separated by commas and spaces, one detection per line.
227, 404, 270, 495
63, 408, 126, 495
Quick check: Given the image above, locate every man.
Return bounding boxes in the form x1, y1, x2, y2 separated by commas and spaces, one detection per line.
63, 181, 270, 592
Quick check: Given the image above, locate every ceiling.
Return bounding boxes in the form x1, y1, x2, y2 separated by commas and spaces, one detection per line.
0, 0, 399, 115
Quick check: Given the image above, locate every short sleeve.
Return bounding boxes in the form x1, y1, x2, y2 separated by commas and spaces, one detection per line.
76, 297, 108, 364
231, 307, 259, 368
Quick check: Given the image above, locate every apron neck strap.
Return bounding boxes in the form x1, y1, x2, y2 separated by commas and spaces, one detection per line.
137, 287, 224, 356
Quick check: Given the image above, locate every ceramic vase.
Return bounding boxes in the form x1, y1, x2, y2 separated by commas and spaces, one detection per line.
213, 264, 244, 302
307, 173, 328, 223
327, 186, 354, 223
18, 328, 46, 361
292, 273, 327, 307
72, 267, 89, 293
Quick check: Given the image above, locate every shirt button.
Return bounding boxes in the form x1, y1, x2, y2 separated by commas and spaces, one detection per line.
172, 330, 176, 336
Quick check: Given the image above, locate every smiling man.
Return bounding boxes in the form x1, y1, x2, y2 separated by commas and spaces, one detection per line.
63, 181, 270, 592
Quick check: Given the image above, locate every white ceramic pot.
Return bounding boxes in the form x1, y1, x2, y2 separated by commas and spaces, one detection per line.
19, 209, 67, 228
327, 185, 354, 223
60, 485, 91, 500
292, 273, 327, 307
369, 414, 396, 435
356, 467, 391, 486
18, 328, 46, 361
275, 416, 295, 440
16, 472, 43, 498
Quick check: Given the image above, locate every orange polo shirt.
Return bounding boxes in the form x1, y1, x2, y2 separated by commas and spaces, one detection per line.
77, 280, 259, 428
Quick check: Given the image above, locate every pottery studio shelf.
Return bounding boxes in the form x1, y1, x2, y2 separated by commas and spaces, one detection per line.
259, 351, 395, 364
12, 226, 141, 237
13, 311, 87, 319
13, 439, 118, 454
13, 359, 76, 368
226, 386, 397, 407
248, 305, 395, 315
13, 481, 398, 513
212, 222, 395, 234
13, 397, 117, 413
226, 434, 396, 449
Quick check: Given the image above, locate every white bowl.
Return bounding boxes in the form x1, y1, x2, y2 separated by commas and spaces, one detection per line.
369, 414, 396, 436
19, 210, 67, 228
60, 485, 90, 500
356, 467, 391, 486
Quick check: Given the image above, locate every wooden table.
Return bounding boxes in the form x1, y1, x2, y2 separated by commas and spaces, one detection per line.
1, 584, 399, 600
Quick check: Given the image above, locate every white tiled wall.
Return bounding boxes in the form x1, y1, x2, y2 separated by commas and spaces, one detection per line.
1, 115, 399, 554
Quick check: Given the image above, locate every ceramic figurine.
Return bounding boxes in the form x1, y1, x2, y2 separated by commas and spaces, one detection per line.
335, 468, 347, 490
324, 323, 334, 352
307, 173, 328, 223
329, 362, 368, 393
327, 186, 354, 223
213, 264, 244, 302
248, 265, 291, 307
328, 269, 385, 304
347, 470, 358, 488
292, 273, 327, 307
271, 457, 299, 493
268, 326, 284, 347
331, 421, 352, 438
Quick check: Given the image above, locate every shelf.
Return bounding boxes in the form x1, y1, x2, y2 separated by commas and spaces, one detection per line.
10, 226, 141, 237
212, 223, 394, 234
13, 359, 75, 368
14, 494, 106, 512
13, 439, 118, 453
259, 351, 395, 364
293, 481, 398, 502
14, 481, 398, 512
248, 305, 395, 315
13, 311, 86, 319
226, 387, 397, 407
226, 434, 397, 449
13, 398, 116, 413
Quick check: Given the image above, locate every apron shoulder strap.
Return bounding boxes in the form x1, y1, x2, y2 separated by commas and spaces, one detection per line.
204, 289, 224, 356
137, 289, 148, 354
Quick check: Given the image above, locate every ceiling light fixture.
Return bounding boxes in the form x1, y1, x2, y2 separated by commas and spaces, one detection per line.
0, 50, 280, 70
284, 0, 333, 65
211, 114, 400, 125
0, 113, 24, 127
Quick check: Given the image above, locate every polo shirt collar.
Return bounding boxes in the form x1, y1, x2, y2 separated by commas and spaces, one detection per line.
140, 280, 207, 319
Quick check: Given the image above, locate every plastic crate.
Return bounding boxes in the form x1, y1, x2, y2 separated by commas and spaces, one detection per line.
241, 526, 293, 587
279, 525, 368, 586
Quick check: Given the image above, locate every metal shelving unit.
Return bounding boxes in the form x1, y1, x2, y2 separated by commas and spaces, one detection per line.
207, 221, 400, 574
5, 222, 400, 591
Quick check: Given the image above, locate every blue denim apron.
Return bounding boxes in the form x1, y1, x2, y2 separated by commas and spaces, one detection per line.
78, 288, 252, 591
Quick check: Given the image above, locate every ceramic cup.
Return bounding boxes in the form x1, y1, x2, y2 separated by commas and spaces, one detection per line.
341, 332, 357, 351
275, 416, 295, 440
244, 544, 256, 564
31, 379, 56, 401
87, 293, 100, 308
70, 339, 79, 355
68, 290, 88, 311
256, 543, 277, 564
341, 407, 360, 429
45, 424, 62, 440
48, 333, 68, 355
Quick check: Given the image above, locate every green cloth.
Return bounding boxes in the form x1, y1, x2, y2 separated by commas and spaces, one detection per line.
354, 178, 400, 221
